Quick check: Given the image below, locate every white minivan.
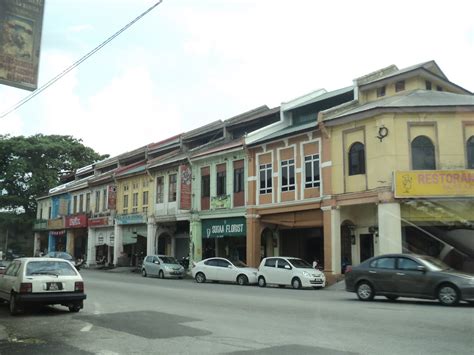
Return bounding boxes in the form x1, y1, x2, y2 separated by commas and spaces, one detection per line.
257, 257, 326, 289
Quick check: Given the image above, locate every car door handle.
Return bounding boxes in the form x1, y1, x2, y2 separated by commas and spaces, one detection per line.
396, 272, 405, 276
369, 270, 377, 274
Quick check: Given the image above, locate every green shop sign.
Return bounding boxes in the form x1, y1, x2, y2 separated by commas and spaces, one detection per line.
202, 217, 246, 238
116, 213, 146, 225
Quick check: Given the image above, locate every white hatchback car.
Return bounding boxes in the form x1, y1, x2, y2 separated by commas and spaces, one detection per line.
192, 257, 258, 285
257, 257, 326, 289
0, 257, 86, 315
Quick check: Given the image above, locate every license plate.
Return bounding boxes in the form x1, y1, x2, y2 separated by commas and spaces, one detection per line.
47, 282, 62, 291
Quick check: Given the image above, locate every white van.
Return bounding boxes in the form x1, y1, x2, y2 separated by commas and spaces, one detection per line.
257, 257, 326, 289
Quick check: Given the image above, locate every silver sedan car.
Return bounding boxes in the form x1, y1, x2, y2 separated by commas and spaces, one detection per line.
142, 255, 185, 279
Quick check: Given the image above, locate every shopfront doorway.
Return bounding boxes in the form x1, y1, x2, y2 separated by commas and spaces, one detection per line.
359, 233, 374, 262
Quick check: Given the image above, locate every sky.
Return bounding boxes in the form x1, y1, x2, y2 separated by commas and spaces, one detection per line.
1, 0, 474, 157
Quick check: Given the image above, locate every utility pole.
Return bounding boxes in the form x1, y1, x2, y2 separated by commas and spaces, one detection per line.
4, 228, 8, 252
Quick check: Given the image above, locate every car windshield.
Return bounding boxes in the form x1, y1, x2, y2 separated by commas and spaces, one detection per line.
26, 261, 78, 276
289, 259, 313, 268
417, 256, 452, 271
160, 257, 178, 264
231, 260, 248, 268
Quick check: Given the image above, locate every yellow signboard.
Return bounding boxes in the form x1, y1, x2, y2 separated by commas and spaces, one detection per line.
394, 170, 474, 198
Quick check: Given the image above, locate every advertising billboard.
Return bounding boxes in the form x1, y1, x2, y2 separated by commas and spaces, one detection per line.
0, 0, 45, 91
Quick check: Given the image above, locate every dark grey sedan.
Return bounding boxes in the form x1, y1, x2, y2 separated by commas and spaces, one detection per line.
345, 254, 474, 306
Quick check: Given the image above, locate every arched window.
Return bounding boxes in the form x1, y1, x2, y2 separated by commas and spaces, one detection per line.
467, 136, 474, 169
411, 135, 436, 170
348, 142, 365, 175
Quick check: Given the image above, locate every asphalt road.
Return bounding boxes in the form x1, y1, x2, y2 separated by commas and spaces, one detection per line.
0, 269, 473, 355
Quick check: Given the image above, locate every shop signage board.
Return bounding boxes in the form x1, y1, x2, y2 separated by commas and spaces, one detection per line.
88, 217, 111, 227
116, 213, 146, 225
33, 219, 47, 230
179, 164, 192, 210
394, 170, 474, 198
65, 214, 88, 229
47, 218, 64, 230
211, 195, 231, 209
0, 0, 45, 91
202, 217, 246, 238
108, 185, 117, 210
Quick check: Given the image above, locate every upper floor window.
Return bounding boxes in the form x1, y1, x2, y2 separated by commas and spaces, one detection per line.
123, 184, 129, 192
132, 192, 138, 213
79, 194, 84, 213
102, 188, 107, 211
411, 135, 436, 170
143, 179, 149, 188
348, 142, 366, 175
85, 193, 91, 213
376, 86, 386, 97
95, 191, 100, 213
48, 206, 52, 219
132, 181, 139, 190
467, 136, 474, 169
234, 166, 244, 193
305, 154, 320, 188
259, 163, 272, 194
281, 159, 295, 192
142, 191, 149, 206
169, 174, 177, 202
436, 85, 443, 92
156, 177, 164, 203
216, 164, 227, 196
73, 195, 78, 214
425, 80, 432, 90
123, 195, 129, 214
201, 167, 210, 198
395, 80, 405, 92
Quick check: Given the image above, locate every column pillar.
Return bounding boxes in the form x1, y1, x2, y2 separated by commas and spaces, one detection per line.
246, 211, 260, 268
190, 216, 202, 265
377, 202, 402, 254
86, 228, 96, 266
48, 232, 55, 252
147, 219, 156, 256
33, 232, 41, 256
66, 230, 74, 255
113, 223, 123, 265
323, 206, 341, 274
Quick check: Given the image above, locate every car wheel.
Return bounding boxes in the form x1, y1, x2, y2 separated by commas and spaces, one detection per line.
438, 284, 459, 306
291, 277, 302, 290
9, 293, 20, 315
142, 268, 147, 277
386, 295, 399, 301
258, 276, 266, 287
356, 281, 374, 301
159, 270, 165, 279
195, 272, 206, 283
237, 274, 248, 286
69, 305, 81, 313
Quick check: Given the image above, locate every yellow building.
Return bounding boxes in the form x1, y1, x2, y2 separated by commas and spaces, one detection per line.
319, 60, 474, 273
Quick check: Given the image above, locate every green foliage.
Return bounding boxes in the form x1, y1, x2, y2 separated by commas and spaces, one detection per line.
0, 134, 108, 217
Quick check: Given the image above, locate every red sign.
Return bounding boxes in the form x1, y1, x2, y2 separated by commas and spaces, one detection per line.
179, 164, 192, 210
65, 214, 88, 229
88, 217, 110, 227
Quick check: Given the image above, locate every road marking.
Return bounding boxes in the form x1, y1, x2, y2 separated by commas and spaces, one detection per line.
80, 324, 93, 332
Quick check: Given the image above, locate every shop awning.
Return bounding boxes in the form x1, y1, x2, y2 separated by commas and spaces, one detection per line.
260, 210, 323, 228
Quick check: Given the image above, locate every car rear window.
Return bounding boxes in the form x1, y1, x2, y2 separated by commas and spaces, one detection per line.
26, 261, 78, 276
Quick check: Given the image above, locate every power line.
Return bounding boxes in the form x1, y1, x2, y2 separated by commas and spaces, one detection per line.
0, 0, 164, 120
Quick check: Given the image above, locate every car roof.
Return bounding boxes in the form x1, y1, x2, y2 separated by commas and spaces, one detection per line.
14, 257, 72, 262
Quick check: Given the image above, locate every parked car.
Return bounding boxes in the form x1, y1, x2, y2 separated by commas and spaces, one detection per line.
0, 261, 6, 275
0, 257, 87, 315
345, 253, 474, 306
45, 251, 84, 270
5, 250, 25, 261
142, 255, 185, 279
257, 257, 326, 289
192, 257, 258, 285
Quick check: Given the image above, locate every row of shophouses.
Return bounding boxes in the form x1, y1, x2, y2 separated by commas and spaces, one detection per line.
33, 60, 474, 280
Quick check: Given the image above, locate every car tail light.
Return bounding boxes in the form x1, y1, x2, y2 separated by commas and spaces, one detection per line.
345, 265, 353, 273
75, 281, 84, 292
20, 283, 32, 294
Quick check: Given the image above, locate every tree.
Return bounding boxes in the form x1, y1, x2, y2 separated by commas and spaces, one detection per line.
0, 134, 108, 217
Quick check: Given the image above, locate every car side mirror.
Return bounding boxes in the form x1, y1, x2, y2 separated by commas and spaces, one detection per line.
284, 265, 291, 270
228, 265, 233, 268
154, 261, 160, 265
417, 265, 426, 273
